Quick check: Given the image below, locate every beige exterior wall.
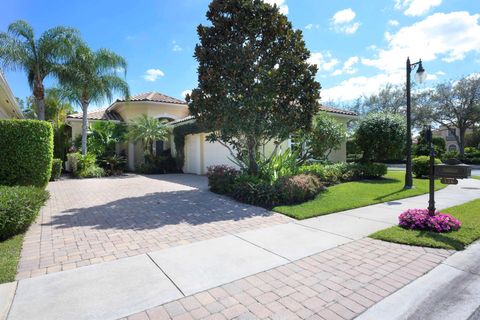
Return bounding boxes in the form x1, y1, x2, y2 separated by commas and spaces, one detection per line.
433, 126, 474, 152
0, 72, 23, 119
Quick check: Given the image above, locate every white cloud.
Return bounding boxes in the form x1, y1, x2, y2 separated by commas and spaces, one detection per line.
332, 8, 356, 24
307, 52, 339, 72
395, 0, 442, 16
143, 69, 165, 82
305, 24, 320, 30
362, 12, 480, 72
181, 90, 192, 99
322, 71, 405, 102
332, 56, 360, 76
388, 19, 400, 27
172, 41, 182, 52
331, 8, 361, 34
263, 0, 288, 15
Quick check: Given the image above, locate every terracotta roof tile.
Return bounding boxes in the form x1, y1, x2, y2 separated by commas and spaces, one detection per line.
67, 108, 123, 121
116, 92, 186, 105
319, 105, 357, 116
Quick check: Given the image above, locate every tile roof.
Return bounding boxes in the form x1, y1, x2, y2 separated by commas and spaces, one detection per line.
168, 115, 196, 126
319, 105, 357, 116
116, 92, 186, 105
67, 108, 123, 121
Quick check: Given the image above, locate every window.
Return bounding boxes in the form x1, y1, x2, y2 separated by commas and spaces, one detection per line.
447, 128, 456, 137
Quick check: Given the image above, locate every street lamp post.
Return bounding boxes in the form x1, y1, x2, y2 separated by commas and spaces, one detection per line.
404, 57, 426, 189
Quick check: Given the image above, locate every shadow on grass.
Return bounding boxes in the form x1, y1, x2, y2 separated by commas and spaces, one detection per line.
415, 230, 466, 250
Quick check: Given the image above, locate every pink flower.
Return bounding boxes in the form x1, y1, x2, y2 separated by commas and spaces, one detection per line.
398, 208, 461, 233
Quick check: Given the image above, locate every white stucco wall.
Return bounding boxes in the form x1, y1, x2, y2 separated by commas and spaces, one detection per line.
184, 134, 203, 174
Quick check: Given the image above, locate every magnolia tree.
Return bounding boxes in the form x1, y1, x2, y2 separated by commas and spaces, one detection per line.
187, 0, 320, 174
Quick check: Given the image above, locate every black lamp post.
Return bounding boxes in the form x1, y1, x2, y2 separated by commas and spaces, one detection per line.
405, 57, 426, 189
425, 126, 436, 215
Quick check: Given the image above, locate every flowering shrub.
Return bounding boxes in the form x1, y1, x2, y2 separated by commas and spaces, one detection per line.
275, 174, 325, 204
398, 208, 461, 233
207, 165, 238, 194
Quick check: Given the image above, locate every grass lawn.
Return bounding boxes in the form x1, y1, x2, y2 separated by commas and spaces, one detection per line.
273, 171, 446, 220
0, 234, 24, 284
473, 176, 480, 180
370, 199, 480, 250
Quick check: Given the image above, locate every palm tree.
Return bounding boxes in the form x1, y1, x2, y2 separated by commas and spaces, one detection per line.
0, 20, 79, 120
57, 44, 129, 155
128, 115, 170, 162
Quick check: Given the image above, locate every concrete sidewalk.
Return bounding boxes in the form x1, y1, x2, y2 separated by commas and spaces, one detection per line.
1, 178, 479, 320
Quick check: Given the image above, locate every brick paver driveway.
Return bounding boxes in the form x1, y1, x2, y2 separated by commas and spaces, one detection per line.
17, 174, 291, 279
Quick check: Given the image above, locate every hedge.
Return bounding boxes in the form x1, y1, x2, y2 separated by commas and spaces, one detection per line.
0, 186, 49, 240
0, 120, 53, 187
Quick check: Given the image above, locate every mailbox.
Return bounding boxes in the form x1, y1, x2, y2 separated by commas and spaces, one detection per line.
434, 163, 471, 179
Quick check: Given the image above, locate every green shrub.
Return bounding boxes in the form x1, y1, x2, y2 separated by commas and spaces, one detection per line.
230, 178, 279, 208
355, 113, 406, 162
67, 152, 80, 174
275, 174, 324, 204
77, 165, 105, 178
50, 158, 62, 181
259, 149, 300, 183
351, 163, 387, 178
67, 153, 105, 178
207, 165, 238, 194
0, 186, 49, 240
413, 156, 441, 178
0, 120, 53, 187
442, 151, 460, 161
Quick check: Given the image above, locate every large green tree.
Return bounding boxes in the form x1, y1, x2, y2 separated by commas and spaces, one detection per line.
56, 44, 129, 154
187, 0, 320, 174
430, 75, 480, 156
22, 88, 74, 125
0, 20, 79, 120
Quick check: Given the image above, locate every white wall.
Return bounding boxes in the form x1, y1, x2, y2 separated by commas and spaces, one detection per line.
203, 139, 240, 173
184, 134, 203, 174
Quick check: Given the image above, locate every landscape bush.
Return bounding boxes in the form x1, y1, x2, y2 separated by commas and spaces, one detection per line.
412, 156, 441, 178
399, 208, 461, 233
0, 119, 53, 187
67, 152, 105, 178
50, 158, 62, 181
230, 177, 279, 208
0, 186, 49, 240
299, 162, 387, 183
207, 165, 239, 194
275, 174, 324, 204
259, 149, 300, 183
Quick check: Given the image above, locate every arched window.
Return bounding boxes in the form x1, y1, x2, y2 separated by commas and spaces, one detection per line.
448, 144, 458, 152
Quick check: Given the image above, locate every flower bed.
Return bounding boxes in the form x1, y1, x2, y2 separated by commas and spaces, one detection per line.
399, 208, 461, 233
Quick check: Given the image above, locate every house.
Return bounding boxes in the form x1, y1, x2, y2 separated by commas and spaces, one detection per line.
66, 91, 357, 174
0, 71, 23, 119
433, 126, 474, 152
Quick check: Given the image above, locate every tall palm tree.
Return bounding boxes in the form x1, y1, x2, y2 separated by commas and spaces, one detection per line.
57, 44, 129, 154
128, 115, 170, 162
0, 20, 79, 120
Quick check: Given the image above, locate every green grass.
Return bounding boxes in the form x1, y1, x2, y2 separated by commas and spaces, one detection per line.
370, 199, 480, 250
473, 176, 480, 180
0, 234, 24, 284
273, 171, 446, 219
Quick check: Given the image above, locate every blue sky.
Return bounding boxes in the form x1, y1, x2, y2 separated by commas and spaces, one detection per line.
1, 0, 479, 111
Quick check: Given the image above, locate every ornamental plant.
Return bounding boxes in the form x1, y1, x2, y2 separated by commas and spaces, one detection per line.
398, 208, 461, 233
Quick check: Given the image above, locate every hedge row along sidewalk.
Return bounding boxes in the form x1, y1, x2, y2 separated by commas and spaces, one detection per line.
370, 198, 480, 250
274, 171, 447, 220
0, 120, 53, 284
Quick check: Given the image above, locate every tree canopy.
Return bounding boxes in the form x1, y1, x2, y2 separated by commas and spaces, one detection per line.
188, 0, 320, 174
0, 20, 79, 120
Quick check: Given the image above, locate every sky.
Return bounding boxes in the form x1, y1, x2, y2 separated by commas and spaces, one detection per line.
1, 0, 480, 111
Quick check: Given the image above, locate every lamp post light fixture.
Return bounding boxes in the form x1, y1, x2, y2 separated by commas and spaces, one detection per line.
404, 57, 426, 189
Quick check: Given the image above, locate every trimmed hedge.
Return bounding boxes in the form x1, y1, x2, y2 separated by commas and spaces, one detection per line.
413, 156, 441, 178
0, 120, 53, 187
0, 186, 49, 240
50, 159, 62, 181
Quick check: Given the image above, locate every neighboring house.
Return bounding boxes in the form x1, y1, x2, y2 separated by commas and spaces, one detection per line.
0, 71, 23, 119
66, 91, 357, 174
433, 126, 474, 152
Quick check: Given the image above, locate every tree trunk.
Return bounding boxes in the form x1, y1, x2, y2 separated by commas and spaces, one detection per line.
246, 137, 258, 175
81, 101, 89, 155
459, 127, 466, 156
33, 79, 45, 120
